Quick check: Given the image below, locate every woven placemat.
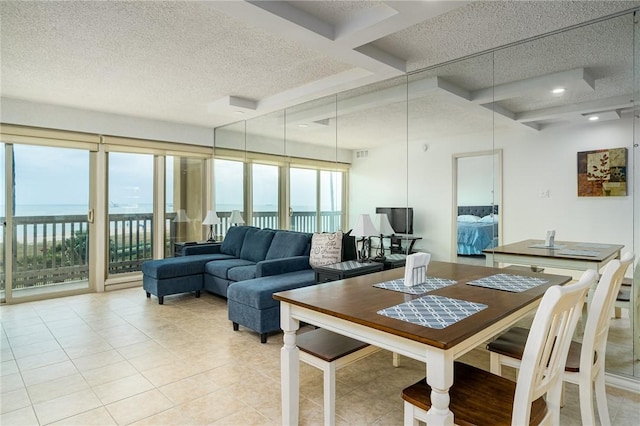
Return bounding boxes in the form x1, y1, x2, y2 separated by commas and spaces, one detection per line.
467, 273, 548, 293
377, 295, 487, 329
373, 277, 457, 295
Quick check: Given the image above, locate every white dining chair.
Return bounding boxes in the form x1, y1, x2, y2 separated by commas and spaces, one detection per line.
613, 260, 639, 360
402, 269, 596, 426
487, 253, 634, 426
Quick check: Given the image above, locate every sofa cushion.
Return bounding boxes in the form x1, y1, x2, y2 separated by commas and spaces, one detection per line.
265, 231, 312, 260
142, 254, 229, 279
205, 258, 256, 279
221, 226, 253, 257
228, 265, 258, 282
227, 270, 316, 310
309, 231, 343, 267
240, 228, 276, 262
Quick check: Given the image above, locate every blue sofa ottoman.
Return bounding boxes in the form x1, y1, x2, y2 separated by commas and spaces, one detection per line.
227, 269, 316, 343
141, 253, 232, 304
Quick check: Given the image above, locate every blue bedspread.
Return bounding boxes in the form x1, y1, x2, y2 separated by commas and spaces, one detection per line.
457, 222, 498, 255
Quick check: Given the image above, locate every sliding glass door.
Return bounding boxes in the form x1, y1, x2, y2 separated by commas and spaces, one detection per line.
290, 167, 317, 232
107, 152, 153, 275
2, 143, 93, 301
252, 163, 279, 229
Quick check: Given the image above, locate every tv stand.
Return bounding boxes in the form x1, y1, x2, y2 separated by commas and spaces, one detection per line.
389, 234, 421, 254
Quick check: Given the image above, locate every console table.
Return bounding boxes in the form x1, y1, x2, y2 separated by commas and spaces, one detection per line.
389, 235, 422, 254
313, 261, 383, 284
173, 241, 220, 257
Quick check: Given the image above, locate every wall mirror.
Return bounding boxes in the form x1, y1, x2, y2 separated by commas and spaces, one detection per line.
348, 12, 637, 379
211, 10, 638, 380
491, 13, 637, 377
452, 150, 502, 261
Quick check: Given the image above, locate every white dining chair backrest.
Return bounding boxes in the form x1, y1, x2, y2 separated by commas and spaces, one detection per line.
512, 268, 597, 426
584, 252, 634, 370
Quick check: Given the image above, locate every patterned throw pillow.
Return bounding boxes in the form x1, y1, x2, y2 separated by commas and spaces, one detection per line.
309, 231, 343, 267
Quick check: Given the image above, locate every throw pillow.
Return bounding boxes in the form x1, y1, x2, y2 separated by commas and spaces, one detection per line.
309, 231, 343, 267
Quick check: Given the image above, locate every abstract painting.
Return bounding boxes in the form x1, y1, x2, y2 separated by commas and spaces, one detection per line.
577, 147, 627, 197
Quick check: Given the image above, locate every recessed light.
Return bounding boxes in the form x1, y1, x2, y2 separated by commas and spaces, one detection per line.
298, 124, 309, 128
234, 110, 245, 115
588, 116, 599, 121
551, 88, 565, 94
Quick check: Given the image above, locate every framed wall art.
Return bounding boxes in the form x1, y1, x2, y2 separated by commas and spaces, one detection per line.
577, 147, 627, 197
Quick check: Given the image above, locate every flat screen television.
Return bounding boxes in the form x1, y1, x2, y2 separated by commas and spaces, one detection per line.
376, 207, 413, 235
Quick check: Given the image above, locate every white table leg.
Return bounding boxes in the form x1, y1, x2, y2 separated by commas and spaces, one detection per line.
281, 303, 300, 426
323, 362, 336, 426
485, 252, 496, 267
424, 351, 454, 426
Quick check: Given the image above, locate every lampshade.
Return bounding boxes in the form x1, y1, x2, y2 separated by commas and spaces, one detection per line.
352, 214, 377, 237
229, 210, 245, 225
374, 213, 395, 235
202, 210, 221, 226
173, 209, 190, 223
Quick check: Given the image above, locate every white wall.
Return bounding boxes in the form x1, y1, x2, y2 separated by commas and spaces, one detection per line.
457, 155, 495, 206
1, 97, 353, 162
350, 118, 636, 262
1, 97, 216, 146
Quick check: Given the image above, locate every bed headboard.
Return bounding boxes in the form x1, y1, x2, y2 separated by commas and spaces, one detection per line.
457, 205, 499, 217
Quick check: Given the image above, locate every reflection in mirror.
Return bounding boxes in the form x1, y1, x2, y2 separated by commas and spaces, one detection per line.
492, 13, 636, 378
213, 120, 246, 234
246, 111, 284, 228
340, 76, 408, 260
453, 150, 502, 262
285, 96, 340, 233
407, 53, 495, 262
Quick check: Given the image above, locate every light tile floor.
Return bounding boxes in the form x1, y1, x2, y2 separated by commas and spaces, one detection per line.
1, 287, 639, 425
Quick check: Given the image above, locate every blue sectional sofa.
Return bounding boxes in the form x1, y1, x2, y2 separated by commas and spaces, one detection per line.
142, 225, 325, 342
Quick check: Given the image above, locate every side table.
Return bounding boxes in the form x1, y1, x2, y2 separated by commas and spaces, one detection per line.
314, 260, 384, 284
174, 241, 220, 257
381, 253, 407, 270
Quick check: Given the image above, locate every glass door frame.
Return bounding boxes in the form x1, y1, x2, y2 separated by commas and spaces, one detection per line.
1, 141, 98, 304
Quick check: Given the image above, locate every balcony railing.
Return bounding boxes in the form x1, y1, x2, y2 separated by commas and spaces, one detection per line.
0, 210, 342, 290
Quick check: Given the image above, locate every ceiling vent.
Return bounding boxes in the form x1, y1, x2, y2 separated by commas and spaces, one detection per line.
356, 150, 369, 158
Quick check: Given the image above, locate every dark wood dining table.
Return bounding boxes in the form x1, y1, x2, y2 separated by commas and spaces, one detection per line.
484, 239, 623, 272
274, 260, 571, 426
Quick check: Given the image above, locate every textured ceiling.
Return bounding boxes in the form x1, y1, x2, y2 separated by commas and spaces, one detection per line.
1, 0, 639, 149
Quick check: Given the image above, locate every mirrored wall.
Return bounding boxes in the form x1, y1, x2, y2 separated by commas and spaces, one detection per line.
214, 11, 637, 379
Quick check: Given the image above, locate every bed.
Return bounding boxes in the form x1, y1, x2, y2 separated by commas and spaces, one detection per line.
457, 205, 499, 255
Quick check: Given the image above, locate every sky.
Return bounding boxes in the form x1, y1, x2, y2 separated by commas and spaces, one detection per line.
1, 145, 341, 214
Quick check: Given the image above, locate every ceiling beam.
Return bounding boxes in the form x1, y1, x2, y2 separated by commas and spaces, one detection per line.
472, 68, 595, 104
516, 94, 633, 123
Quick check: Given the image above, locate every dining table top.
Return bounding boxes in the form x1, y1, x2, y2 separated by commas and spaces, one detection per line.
274, 260, 572, 351
485, 239, 624, 262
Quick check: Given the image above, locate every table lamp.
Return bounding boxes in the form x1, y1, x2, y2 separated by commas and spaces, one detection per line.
202, 210, 221, 241
173, 209, 190, 223
373, 213, 395, 261
229, 210, 245, 226
352, 214, 377, 261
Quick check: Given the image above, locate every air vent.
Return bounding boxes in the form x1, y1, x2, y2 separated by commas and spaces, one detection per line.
356, 150, 369, 158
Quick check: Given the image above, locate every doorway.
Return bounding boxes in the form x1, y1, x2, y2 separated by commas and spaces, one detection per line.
451, 150, 502, 264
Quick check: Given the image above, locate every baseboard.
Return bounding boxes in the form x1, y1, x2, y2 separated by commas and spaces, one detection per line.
605, 372, 640, 393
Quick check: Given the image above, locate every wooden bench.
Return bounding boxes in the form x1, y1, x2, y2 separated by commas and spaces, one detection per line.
296, 328, 382, 426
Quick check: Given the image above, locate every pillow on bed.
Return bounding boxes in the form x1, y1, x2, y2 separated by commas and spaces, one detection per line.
479, 214, 498, 223
458, 215, 481, 223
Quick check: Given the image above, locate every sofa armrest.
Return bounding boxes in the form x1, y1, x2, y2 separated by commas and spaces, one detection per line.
182, 243, 222, 256
256, 256, 311, 277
